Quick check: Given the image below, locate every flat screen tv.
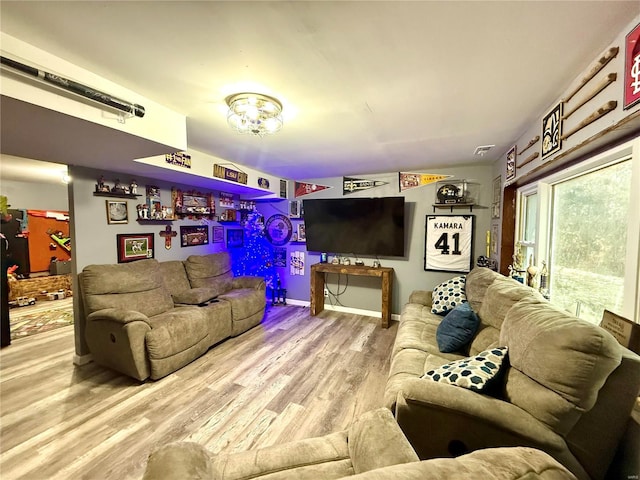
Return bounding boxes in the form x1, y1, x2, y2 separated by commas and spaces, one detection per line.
302, 197, 405, 257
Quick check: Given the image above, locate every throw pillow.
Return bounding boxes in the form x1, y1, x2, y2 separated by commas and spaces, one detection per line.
436, 302, 480, 353
431, 276, 467, 315
422, 347, 508, 393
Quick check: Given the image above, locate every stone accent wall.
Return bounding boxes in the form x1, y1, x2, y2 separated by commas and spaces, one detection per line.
8, 274, 72, 301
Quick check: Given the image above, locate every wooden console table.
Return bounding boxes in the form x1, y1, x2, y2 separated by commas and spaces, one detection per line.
310, 263, 394, 328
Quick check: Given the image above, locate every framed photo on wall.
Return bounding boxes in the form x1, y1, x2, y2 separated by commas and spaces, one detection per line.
116, 233, 154, 263
106, 200, 128, 224
226, 228, 244, 248
424, 215, 475, 272
505, 146, 516, 181
212, 226, 224, 243
180, 225, 209, 247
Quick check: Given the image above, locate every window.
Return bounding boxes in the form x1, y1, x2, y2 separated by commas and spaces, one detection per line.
515, 138, 640, 323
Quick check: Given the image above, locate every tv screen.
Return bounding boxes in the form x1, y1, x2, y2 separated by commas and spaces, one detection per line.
302, 197, 405, 257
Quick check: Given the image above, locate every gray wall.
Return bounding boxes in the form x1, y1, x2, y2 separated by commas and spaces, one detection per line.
258, 163, 493, 316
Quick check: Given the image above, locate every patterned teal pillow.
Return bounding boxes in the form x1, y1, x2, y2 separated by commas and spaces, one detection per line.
422, 347, 508, 393
431, 275, 467, 314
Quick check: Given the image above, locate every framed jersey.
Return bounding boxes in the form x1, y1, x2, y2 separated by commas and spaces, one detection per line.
425, 215, 474, 272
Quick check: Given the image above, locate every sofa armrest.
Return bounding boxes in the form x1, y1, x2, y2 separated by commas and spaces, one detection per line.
87, 308, 151, 325
408, 290, 433, 307
143, 442, 213, 480
348, 407, 419, 474
232, 275, 266, 290
395, 378, 566, 459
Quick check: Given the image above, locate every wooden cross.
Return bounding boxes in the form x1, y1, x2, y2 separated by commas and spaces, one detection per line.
159, 225, 177, 250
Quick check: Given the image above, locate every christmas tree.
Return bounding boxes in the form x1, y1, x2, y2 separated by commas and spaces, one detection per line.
230, 211, 276, 289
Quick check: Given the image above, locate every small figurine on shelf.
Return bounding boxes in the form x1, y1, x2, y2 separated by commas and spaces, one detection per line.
112, 179, 123, 193
96, 175, 109, 192
539, 261, 550, 300
130, 180, 138, 195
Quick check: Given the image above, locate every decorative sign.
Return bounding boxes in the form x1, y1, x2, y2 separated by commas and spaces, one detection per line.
343, 177, 388, 195
424, 215, 475, 273
625, 23, 640, 109
506, 145, 516, 181
399, 173, 452, 192
258, 177, 270, 189
600, 310, 640, 353
165, 151, 191, 169
541, 103, 562, 159
273, 247, 287, 267
265, 214, 293, 246
280, 179, 287, 199
212, 226, 224, 243
290, 251, 305, 275
294, 182, 331, 198
213, 164, 248, 184
492, 176, 501, 219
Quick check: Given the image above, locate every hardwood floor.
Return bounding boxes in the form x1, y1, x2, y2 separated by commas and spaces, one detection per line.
0, 306, 398, 480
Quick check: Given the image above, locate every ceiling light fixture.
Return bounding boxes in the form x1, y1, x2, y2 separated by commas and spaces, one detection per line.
225, 93, 283, 137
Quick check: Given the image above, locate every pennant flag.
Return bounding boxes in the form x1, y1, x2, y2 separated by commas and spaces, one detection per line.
343, 177, 389, 195
294, 182, 332, 198
398, 173, 453, 192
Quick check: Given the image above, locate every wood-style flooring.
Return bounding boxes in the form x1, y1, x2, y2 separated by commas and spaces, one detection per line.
0, 306, 398, 480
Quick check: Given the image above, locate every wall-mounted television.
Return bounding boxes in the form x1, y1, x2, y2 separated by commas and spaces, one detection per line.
302, 197, 405, 257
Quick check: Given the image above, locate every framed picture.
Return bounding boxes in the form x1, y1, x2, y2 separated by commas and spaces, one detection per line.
624, 22, 640, 109
226, 228, 244, 248
424, 215, 475, 273
212, 226, 224, 243
180, 225, 209, 247
116, 233, 154, 263
106, 200, 128, 224
492, 176, 501, 219
274, 247, 287, 267
541, 102, 563, 158
505, 146, 516, 181
297, 223, 306, 242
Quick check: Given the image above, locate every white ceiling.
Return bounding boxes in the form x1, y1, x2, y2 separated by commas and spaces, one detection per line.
1, 1, 639, 184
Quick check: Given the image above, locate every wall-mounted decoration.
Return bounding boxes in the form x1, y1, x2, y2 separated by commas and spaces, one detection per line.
173, 188, 215, 219
625, 24, 640, 109
106, 200, 128, 224
290, 251, 305, 275
562, 73, 617, 121
491, 176, 501, 219
212, 226, 224, 243
289, 200, 302, 218
159, 225, 177, 249
561, 101, 617, 141
517, 152, 539, 169
297, 223, 306, 242
424, 215, 475, 273
399, 173, 452, 192
491, 223, 499, 256
219, 192, 235, 208
434, 180, 476, 206
165, 151, 191, 169
600, 310, 640, 353
258, 177, 270, 189
239, 200, 256, 211
94, 176, 141, 198
273, 247, 287, 267
343, 177, 389, 195
116, 233, 154, 263
226, 228, 244, 248
280, 179, 287, 199
294, 182, 331, 198
517, 136, 539, 157
213, 163, 248, 184
505, 146, 517, 181
180, 225, 209, 247
219, 209, 237, 222
541, 103, 563, 159
563, 46, 619, 104
265, 214, 292, 246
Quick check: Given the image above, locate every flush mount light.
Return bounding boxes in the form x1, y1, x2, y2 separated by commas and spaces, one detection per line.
225, 93, 283, 137
474, 145, 495, 156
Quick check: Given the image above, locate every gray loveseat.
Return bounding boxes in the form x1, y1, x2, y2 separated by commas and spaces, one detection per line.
79, 252, 266, 381
143, 407, 577, 480
386, 266, 640, 480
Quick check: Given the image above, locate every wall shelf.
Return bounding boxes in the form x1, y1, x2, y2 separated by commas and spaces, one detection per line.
432, 203, 476, 213
94, 191, 142, 200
